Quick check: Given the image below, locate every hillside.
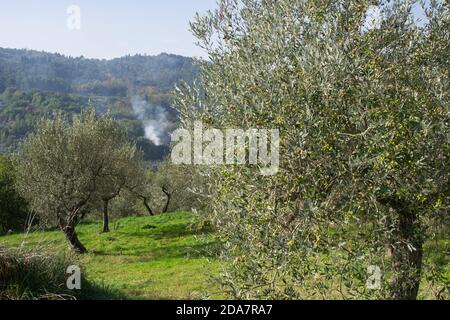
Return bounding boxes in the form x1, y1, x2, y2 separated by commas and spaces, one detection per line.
0, 48, 199, 158
0, 47, 199, 94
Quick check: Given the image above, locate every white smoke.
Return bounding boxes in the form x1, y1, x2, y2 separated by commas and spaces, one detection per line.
131, 96, 172, 146
131, 96, 146, 121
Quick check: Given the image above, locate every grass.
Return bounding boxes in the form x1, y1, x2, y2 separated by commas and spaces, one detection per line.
0, 212, 223, 300
0, 247, 123, 300
1, 211, 447, 300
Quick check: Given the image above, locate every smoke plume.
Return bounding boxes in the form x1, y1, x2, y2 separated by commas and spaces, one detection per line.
131, 96, 172, 146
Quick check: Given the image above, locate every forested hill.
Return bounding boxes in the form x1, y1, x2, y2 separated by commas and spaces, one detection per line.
0, 48, 199, 159
0, 47, 198, 95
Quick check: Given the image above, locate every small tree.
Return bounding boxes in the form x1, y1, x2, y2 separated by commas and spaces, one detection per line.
152, 160, 205, 213
94, 119, 140, 233
125, 164, 155, 216
16, 109, 136, 252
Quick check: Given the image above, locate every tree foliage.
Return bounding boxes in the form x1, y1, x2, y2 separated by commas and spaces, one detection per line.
16, 109, 140, 252
152, 160, 206, 213
0, 155, 29, 234
176, 0, 449, 299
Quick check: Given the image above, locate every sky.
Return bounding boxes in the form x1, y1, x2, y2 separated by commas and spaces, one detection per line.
0, 0, 218, 59
0, 1, 428, 60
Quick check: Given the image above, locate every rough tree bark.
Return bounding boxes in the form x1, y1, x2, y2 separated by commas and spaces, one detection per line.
389, 212, 423, 300
59, 218, 87, 254
379, 197, 423, 300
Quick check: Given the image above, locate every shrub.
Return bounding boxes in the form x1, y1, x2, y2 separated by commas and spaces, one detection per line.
0, 155, 29, 234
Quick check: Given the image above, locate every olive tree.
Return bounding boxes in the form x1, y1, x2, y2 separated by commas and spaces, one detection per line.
176, 0, 449, 299
125, 165, 155, 216
153, 160, 206, 213
95, 121, 141, 233
16, 109, 138, 252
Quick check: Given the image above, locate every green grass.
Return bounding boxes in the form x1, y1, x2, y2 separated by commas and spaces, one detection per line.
1, 212, 447, 300
0, 212, 223, 300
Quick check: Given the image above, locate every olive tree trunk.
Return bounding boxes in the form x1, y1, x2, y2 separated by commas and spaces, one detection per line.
142, 197, 154, 216
162, 188, 171, 214
59, 219, 87, 254
380, 197, 423, 300
102, 199, 110, 233
389, 212, 423, 300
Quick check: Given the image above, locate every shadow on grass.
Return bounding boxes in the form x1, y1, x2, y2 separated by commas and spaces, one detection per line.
79, 279, 129, 300
121, 222, 215, 240
84, 217, 220, 261
90, 240, 218, 260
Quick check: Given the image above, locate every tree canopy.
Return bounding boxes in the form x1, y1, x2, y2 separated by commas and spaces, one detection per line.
176, 0, 449, 299
16, 109, 141, 252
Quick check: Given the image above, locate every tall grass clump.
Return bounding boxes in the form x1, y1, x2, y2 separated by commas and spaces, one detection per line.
0, 246, 122, 300
0, 246, 78, 299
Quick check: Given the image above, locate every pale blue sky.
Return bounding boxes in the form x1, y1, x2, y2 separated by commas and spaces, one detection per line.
0, 0, 217, 59
0, 1, 428, 59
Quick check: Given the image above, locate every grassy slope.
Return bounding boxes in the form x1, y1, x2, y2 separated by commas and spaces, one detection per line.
0, 212, 223, 300
0, 211, 447, 300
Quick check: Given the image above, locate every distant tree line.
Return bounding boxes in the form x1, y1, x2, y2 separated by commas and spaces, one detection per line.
0, 48, 199, 94
0, 88, 170, 160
